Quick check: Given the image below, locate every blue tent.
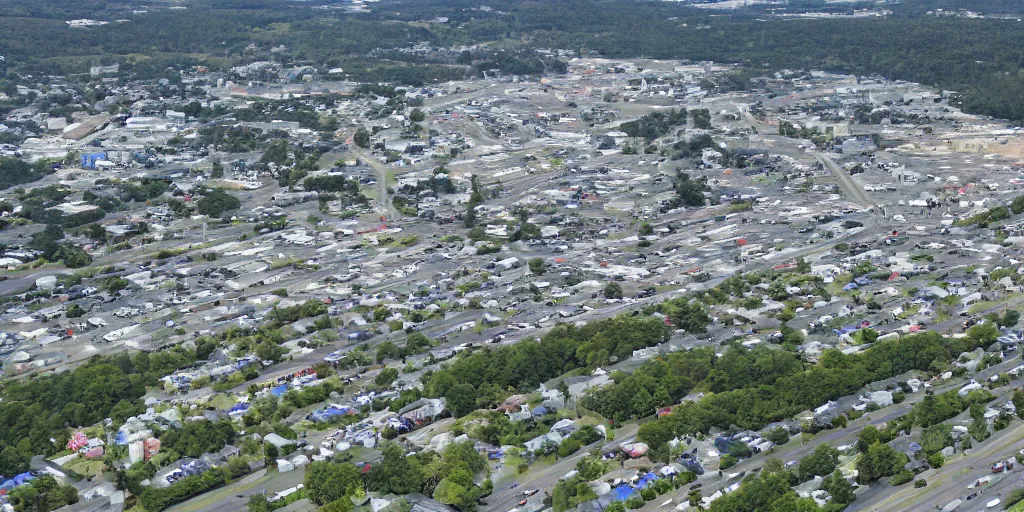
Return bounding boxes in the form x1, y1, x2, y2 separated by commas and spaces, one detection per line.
636, 473, 659, 489
531, 406, 548, 416
842, 283, 859, 291
310, 406, 350, 423
612, 484, 635, 502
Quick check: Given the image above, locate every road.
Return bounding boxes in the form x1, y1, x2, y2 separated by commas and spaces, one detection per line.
854, 408, 1024, 512
350, 146, 397, 219
639, 354, 1024, 512
812, 151, 881, 215
483, 424, 640, 512
730, 103, 877, 216
166, 467, 305, 512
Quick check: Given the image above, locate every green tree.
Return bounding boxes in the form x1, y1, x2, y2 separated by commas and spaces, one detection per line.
856, 442, 908, 484
767, 427, 790, 446
210, 160, 224, 179
306, 461, 363, 506
354, 127, 371, 148
528, 257, 546, 275
604, 282, 623, 299
820, 471, 854, 504
321, 498, 354, 512
196, 189, 241, 217
857, 426, 881, 453
367, 442, 423, 495
799, 444, 840, 480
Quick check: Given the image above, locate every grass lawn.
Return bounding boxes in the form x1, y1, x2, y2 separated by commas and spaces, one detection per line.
65, 457, 106, 477
208, 393, 237, 411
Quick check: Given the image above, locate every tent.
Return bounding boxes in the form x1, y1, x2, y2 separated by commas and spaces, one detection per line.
635, 473, 658, 489
611, 484, 635, 502
620, 442, 649, 458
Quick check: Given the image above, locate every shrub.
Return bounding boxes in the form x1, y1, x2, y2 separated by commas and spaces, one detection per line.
888, 470, 914, 486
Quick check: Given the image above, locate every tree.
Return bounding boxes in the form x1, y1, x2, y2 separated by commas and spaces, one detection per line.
210, 160, 224, 179
354, 127, 370, 148
920, 424, 953, 455
856, 426, 881, 453
528, 257, 546, 275
639, 222, 653, 236
409, 108, 426, 122
66, 303, 86, 318
321, 498, 354, 512
820, 471, 855, 505
604, 282, 623, 299
767, 427, 790, 446
247, 494, 271, 512
367, 442, 423, 495
856, 442, 908, 484
196, 189, 241, 217
306, 461, 363, 506
576, 456, 608, 481
433, 478, 471, 508
57, 245, 92, 268
1003, 309, 1021, 328
799, 444, 840, 480
445, 382, 477, 417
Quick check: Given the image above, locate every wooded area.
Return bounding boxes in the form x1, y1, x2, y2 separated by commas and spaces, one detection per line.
3, 1, 1024, 120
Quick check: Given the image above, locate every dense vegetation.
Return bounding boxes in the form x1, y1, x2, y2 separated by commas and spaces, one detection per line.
424, 315, 685, 417
619, 109, 687, 141
637, 327, 999, 450
5, 1, 1024, 120
158, 420, 236, 459
0, 158, 51, 191
0, 349, 198, 476
583, 344, 804, 422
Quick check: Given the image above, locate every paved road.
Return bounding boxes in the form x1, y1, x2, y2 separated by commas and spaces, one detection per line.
351, 146, 397, 219
166, 467, 305, 512
813, 151, 881, 216
483, 424, 640, 512
641, 354, 1024, 511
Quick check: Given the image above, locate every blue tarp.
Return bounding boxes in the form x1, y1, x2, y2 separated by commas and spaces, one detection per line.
115, 431, 129, 445
531, 406, 548, 416
271, 385, 288, 397
230, 403, 250, 413
612, 485, 635, 502
309, 406, 350, 423
636, 473, 659, 489
842, 283, 859, 291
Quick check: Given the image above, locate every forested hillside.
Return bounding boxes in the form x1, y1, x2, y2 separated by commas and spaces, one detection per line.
2, 0, 1024, 121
